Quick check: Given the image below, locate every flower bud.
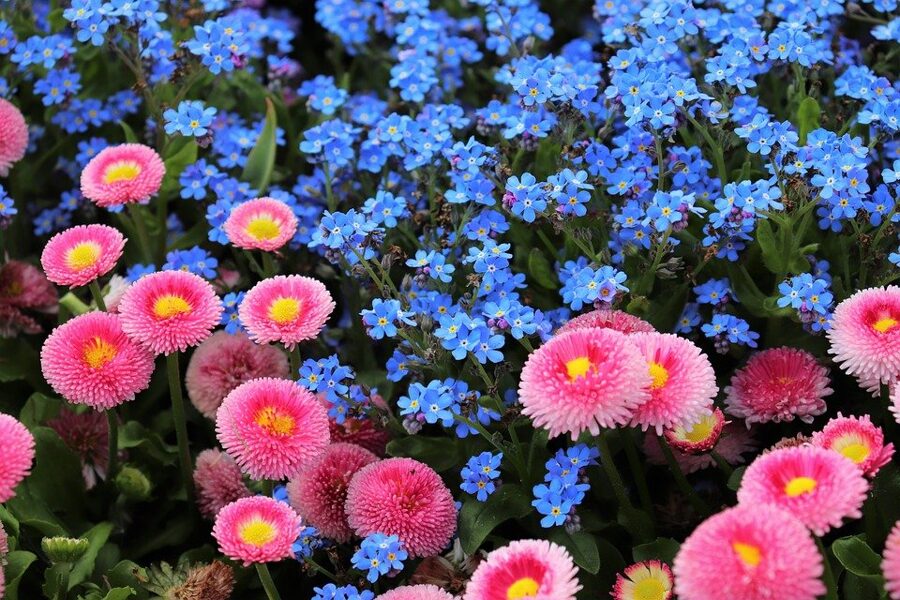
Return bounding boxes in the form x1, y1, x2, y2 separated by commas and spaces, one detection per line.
116, 466, 153, 500
41, 536, 89, 563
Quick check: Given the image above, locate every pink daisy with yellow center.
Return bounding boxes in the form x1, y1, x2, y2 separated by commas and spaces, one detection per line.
80, 143, 165, 207
810, 413, 894, 477
40, 224, 126, 288
828, 286, 900, 383
737, 445, 869, 536
40, 311, 156, 409
556, 308, 655, 336
212, 496, 301, 566
224, 197, 298, 252
463, 539, 582, 600
673, 504, 825, 600
518, 328, 651, 439
0, 98, 28, 176
664, 408, 726, 454
883, 520, 900, 599
611, 560, 673, 600
0, 413, 35, 502
216, 377, 330, 480
724, 346, 832, 425
118, 270, 222, 355
378, 585, 457, 600
239, 275, 335, 349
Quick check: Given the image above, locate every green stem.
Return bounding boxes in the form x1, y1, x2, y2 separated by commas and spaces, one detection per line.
255, 563, 282, 600
261, 252, 276, 278
596, 431, 634, 511
304, 557, 337, 581
126, 204, 154, 265
166, 353, 195, 501
686, 114, 727, 185
657, 435, 710, 516
881, 383, 896, 439
106, 409, 118, 481
816, 538, 839, 600
622, 430, 653, 517
88, 280, 107, 311
288, 345, 301, 380
710, 451, 734, 478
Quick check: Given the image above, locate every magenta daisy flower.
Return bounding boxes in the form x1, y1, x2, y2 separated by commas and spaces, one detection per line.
239, 275, 335, 349
556, 308, 655, 336
40, 224, 126, 288
223, 197, 298, 252
0, 413, 35, 502
883, 521, 900, 599
645, 423, 756, 474
612, 560, 673, 600
463, 539, 582, 600
80, 143, 165, 207
828, 286, 900, 383
212, 496, 301, 565
194, 448, 251, 519
664, 408, 726, 455
811, 413, 894, 477
378, 585, 457, 600
0, 98, 28, 176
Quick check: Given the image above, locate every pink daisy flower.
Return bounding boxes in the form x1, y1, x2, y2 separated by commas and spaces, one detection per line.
828, 286, 900, 383
556, 308, 655, 336
612, 560, 673, 600
0, 98, 27, 176
327, 410, 391, 456
737, 445, 869, 536
664, 408, 726, 455
378, 585, 457, 600
0, 520, 7, 556
185, 331, 290, 419
811, 413, 894, 478
518, 328, 651, 439
239, 275, 335, 349
0, 259, 57, 311
118, 270, 222, 355
216, 377, 330, 480
463, 539, 582, 600
346, 458, 456, 558
724, 347, 832, 425
194, 448, 251, 519
286, 442, 378, 542
223, 197, 298, 252
212, 496, 301, 566
673, 504, 825, 600
40, 224, 126, 288
628, 332, 717, 434
80, 143, 165, 208
883, 521, 900, 599
0, 413, 35, 502
645, 423, 757, 474
41, 311, 156, 409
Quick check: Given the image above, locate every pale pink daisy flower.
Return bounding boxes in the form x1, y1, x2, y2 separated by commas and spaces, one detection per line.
883, 521, 900, 599
223, 197, 298, 252
194, 448, 251, 519
519, 328, 651, 439
212, 496, 301, 565
40, 224, 126, 288
673, 504, 825, 600
346, 458, 457, 558
286, 442, 378, 542
628, 332, 717, 434
118, 270, 222, 355
463, 539, 582, 600
724, 347, 832, 425
811, 413, 894, 477
80, 143, 165, 207
828, 286, 900, 383
556, 308, 655, 336
185, 331, 290, 419
0, 413, 35, 502
645, 423, 757, 474
216, 377, 330, 480
737, 445, 868, 536
239, 275, 335, 349
0, 98, 28, 176
612, 560, 673, 600
664, 408, 726, 455
41, 311, 156, 409
378, 585, 457, 600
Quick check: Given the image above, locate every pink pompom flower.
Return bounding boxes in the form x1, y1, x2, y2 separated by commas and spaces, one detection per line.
194, 448, 251, 519
0, 98, 28, 176
463, 539, 582, 600
629, 332, 717, 434
185, 331, 290, 419
828, 286, 900, 383
40, 224, 126, 288
518, 328, 651, 439
216, 377, 330, 480
286, 442, 378, 542
883, 521, 900, 599
811, 413, 894, 478
224, 197, 298, 252
239, 275, 335, 349
724, 347, 832, 425
0, 413, 35, 502
378, 585, 457, 600
664, 408, 726, 455
673, 504, 825, 600
212, 496, 301, 566
41, 311, 156, 409
80, 143, 165, 208
556, 308, 655, 336
118, 270, 222, 355
737, 445, 868, 536
346, 458, 456, 558
612, 560, 673, 600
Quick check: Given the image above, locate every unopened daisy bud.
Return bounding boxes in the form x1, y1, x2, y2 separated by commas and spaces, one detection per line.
41, 536, 89, 563
115, 465, 153, 500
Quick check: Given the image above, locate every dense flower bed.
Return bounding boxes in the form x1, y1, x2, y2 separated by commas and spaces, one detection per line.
0, 0, 899, 598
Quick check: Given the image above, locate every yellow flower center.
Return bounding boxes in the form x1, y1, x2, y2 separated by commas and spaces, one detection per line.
873, 317, 899, 333
82, 336, 117, 369
784, 476, 818, 497
833, 438, 870, 464
680, 415, 716, 443
255, 406, 296, 436
238, 518, 277, 547
245, 215, 281, 241
152, 294, 192, 319
732, 541, 761, 567
632, 578, 668, 600
648, 362, 669, 389
507, 577, 540, 599
269, 297, 300, 324
65, 241, 102, 271
565, 356, 592, 381
103, 161, 142, 184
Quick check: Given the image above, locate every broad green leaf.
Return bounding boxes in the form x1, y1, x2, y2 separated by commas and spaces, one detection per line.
0, 337, 41, 385
159, 137, 198, 197
831, 536, 883, 580
105, 560, 149, 600
101, 588, 137, 600
4, 550, 37, 600
528, 248, 557, 290
119, 120, 138, 143
19, 392, 62, 428
727, 466, 746, 491
756, 219, 785, 274
119, 421, 178, 464
21, 427, 86, 517
632, 538, 681, 564
386, 436, 462, 472
241, 97, 278, 193
69, 522, 115, 588
841, 572, 884, 600
458, 485, 532, 554
725, 264, 768, 317
548, 530, 601, 574
796, 97, 821, 146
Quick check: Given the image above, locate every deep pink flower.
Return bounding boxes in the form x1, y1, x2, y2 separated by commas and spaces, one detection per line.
612, 560, 673, 600
556, 308, 655, 336
377, 585, 457, 600
48, 408, 109, 489
80, 144, 165, 207
811, 413, 894, 477
463, 539, 582, 600
0, 413, 35, 502
212, 496, 301, 565
645, 423, 757, 474
0, 98, 28, 176
883, 520, 900, 599
664, 408, 726, 455
194, 448, 251, 519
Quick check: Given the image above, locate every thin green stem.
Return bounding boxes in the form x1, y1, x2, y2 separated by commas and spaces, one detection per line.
710, 451, 734, 478
261, 252, 277, 278
255, 563, 282, 600
657, 435, 709, 516
126, 204, 154, 264
166, 353, 194, 501
596, 431, 634, 511
288, 345, 301, 380
304, 557, 337, 581
622, 430, 653, 517
686, 114, 727, 185
106, 410, 118, 481
88, 280, 107, 311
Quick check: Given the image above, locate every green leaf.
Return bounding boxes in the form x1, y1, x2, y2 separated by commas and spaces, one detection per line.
548, 530, 601, 574
727, 466, 746, 491
241, 97, 278, 193
386, 436, 462, 472
527, 248, 557, 290
725, 264, 768, 317
119, 120, 138, 144
756, 219, 785, 274
101, 588, 137, 600
119, 421, 178, 464
19, 393, 62, 428
3, 550, 37, 600
20, 427, 86, 517
159, 137, 198, 197
458, 485, 532, 554
69, 522, 115, 588
0, 337, 41, 385
841, 572, 884, 600
796, 97, 821, 146
105, 560, 149, 600
832, 536, 883, 580
632, 538, 681, 564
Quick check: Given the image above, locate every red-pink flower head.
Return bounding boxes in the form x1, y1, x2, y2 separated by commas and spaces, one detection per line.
118, 270, 222, 354
239, 275, 335, 349
828, 286, 900, 383
224, 197, 298, 252
673, 504, 825, 600
194, 448, 251, 519
48, 408, 109, 489
320, 395, 391, 456
0, 98, 28, 176
628, 332, 717, 434
80, 143, 165, 207
185, 331, 290, 419
41, 311, 156, 409
41, 224, 126, 288
287, 442, 377, 542
212, 496, 301, 566
883, 521, 900, 599
518, 328, 651, 439
645, 423, 756, 474
737, 445, 868, 536
216, 377, 330, 480
378, 585, 457, 600
0, 520, 7, 556
556, 308, 655, 336
463, 539, 582, 600
810, 413, 894, 478
664, 408, 726, 455
724, 347, 832, 425
0, 413, 35, 502
346, 457, 456, 558
612, 560, 673, 600
0, 259, 57, 311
